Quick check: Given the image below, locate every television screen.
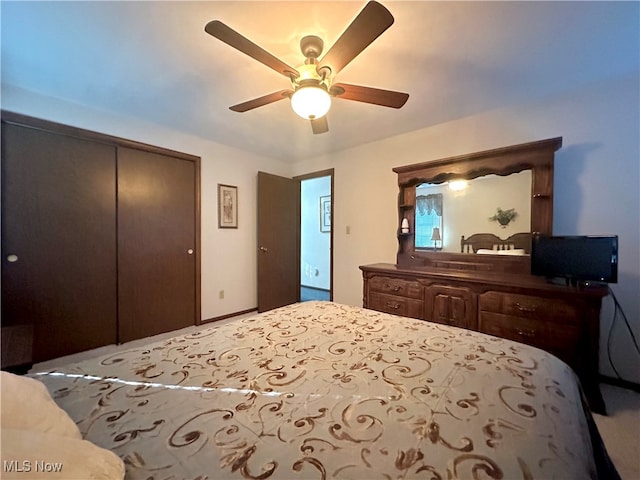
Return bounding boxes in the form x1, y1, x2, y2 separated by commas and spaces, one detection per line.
531, 235, 618, 284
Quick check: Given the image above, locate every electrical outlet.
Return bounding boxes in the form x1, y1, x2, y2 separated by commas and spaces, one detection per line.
219, 290, 224, 299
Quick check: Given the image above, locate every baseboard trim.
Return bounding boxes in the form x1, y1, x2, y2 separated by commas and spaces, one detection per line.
200, 308, 257, 325
600, 374, 640, 393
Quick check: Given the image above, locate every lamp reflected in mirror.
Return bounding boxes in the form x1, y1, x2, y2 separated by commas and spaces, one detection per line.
431, 226, 442, 250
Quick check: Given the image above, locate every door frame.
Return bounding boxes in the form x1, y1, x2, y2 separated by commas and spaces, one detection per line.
294, 169, 334, 301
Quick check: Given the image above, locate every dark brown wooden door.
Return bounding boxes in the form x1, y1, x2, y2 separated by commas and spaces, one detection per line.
117, 147, 197, 342
257, 172, 299, 312
1, 123, 118, 362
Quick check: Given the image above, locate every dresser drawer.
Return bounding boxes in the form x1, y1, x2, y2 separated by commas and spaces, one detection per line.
369, 276, 423, 299
479, 311, 582, 362
479, 291, 580, 323
368, 292, 424, 319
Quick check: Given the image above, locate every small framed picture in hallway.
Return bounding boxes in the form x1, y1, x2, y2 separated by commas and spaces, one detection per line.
218, 184, 238, 228
320, 195, 331, 232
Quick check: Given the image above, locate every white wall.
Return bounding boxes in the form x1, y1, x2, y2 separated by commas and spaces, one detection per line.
1, 85, 293, 321
291, 72, 640, 383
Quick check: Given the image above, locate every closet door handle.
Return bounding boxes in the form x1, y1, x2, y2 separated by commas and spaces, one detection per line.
187, 249, 194, 255
259, 246, 268, 252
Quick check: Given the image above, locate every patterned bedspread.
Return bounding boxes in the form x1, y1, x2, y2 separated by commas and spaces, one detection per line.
32, 301, 598, 479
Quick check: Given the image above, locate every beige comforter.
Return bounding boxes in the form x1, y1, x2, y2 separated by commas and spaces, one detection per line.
32, 301, 597, 479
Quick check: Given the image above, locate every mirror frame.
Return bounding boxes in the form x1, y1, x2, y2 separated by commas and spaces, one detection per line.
393, 137, 562, 274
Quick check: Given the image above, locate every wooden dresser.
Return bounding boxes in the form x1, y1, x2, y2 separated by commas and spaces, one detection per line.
360, 263, 608, 413
364, 138, 613, 413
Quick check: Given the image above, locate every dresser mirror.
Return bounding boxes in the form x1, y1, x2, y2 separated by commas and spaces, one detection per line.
393, 137, 562, 274
414, 170, 532, 253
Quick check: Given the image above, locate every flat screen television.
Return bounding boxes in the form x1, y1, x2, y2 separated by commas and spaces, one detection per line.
531, 235, 618, 284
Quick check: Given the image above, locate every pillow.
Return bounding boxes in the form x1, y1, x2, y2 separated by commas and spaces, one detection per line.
1, 372, 125, 479
495, 248, 527, 255
1, 371, 81, 439
476, 248, 527, 255
1, 428, 125, 479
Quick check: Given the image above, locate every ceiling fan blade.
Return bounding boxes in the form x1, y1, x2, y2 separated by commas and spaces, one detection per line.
311, 116, 329, 134
317, 1, 394, 77
331, 83, 409, 108
205, 20, 299, 78
229, 89, 293, 112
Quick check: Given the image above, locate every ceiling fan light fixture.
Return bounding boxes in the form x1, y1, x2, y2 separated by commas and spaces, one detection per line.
291, 85, 331, 120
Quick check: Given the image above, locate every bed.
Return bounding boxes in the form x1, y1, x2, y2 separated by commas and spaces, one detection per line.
461, 232, 531, 254
29, 301, 617, 479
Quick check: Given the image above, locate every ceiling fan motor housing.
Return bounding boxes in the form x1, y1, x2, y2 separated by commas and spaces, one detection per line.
292, 64, 330, 90
300, 35, 324, 60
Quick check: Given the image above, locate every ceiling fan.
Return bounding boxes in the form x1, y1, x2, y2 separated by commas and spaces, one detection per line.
204, 1, 409, 134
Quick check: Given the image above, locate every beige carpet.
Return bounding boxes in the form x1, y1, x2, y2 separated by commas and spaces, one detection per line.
32, 320, 640, 479
593, 384, 640, 480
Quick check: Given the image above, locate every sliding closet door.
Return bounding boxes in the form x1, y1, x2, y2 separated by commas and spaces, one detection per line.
1, 123, 117, 362
117, 147, 197, 342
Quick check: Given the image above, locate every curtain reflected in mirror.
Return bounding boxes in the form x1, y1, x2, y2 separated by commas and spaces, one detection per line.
415, 171, 532, 253
415, 193, 442, 249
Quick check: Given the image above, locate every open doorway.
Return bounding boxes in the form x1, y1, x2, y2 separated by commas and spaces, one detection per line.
298, 170, 333, 302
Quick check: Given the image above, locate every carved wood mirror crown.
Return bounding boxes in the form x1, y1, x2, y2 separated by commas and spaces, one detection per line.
393, 137, 562, 275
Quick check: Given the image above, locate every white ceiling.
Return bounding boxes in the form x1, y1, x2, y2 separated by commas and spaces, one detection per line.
2, 1, 638, 162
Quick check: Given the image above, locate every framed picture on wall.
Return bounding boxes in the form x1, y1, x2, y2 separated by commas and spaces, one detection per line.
320, 195, 331, 232
218, 184, 238, 229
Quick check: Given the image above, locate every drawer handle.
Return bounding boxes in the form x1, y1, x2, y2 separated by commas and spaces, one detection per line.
515, 302, 538, 313
515, 327, 536, 338
384, 283, 403, 292
386, 302, 400, 310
